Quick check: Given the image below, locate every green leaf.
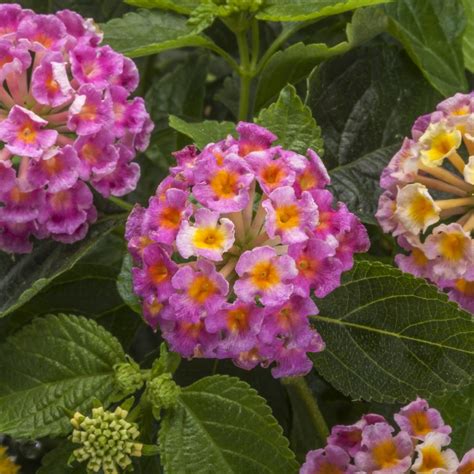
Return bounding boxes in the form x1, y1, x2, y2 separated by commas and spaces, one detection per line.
169, 115, 237, 149
329, 145, 398, 224
0, 216, 124, 318
385, 0, 468, 97
117, 255, 142, 316
102, 10, 215, 58
159, 375, 298, 474
462, 0, 474, 72
431, 382, 474, 456
255, 7, 387, 111
257, 84, 324, 156
0, 314, 126, 438
124, 0, 199, 14
255, 42, 349, 112
307, 43, 441, 221
2, 262, 139, 348
311, 260, 474, 403
256, 0, 392, 21
147, 53, 209, 129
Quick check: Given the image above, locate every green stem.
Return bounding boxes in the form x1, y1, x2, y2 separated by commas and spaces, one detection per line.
108, 196, 133, 212
237, 29, 252, 121
205, 43, 241, 74
282, 376, 329, 443
250, 19, 260, 70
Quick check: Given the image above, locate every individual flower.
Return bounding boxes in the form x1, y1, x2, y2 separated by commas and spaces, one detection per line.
394, 397, 451, 440
262, 186, 318, 244
0, 5, 152, 254
354, 422, 413, 473
411, 432, 459, 473
234, 246, 297, 306
127, 123, 369, 377
377, 92, 474, 312
300, 445, 356, 474
176, 208, 235, 261
70, 406, 143, 474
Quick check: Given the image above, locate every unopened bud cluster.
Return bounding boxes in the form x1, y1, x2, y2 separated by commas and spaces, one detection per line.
70, 406, 142, 474
147, 373, 181, 410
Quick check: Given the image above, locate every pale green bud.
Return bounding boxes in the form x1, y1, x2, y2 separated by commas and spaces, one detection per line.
147, 373, 181, 411
114, 359, 144, 395
70, 405, 142, 474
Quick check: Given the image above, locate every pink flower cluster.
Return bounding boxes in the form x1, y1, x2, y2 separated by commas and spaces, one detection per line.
301, 397, 473, 473
126, 122, 369, 378
0, 4, 152, 253
377, 92, 474, 313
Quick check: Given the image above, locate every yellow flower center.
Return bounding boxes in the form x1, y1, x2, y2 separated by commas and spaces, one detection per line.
188, 276, 217, 303
298, 169, 317, 191
412, 248, 428, 266
148, 262, 169, 285
372, 439, 399, 468
227, 308, 249, 332
407, 194, 438, 229
193, 227, 225, 250
408, 411, 432, 436
261, 163, 285, 187
458, 460, 474, 474
18, 122, 37, 144
210, 169, 239, 198
439, 232, 467, 261
275, 204, 300, 230
81, 143, 99, 163
317, 461, 343, 474
418, 445, 446, 471
250, 261, 280, 290
80, 103, 97, 121
159, 206, 182, 229
50, 190, 72, 210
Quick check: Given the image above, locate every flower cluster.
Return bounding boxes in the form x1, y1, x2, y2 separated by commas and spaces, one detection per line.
376, 92, 474, 313
126, 122, 369, 378
70, 406, 143, 474
0, 4, 152, 253
301, 397, 473, 473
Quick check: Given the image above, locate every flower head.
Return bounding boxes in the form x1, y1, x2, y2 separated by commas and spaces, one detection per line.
300, 445, 356, 474
0, 5, 152, 253
126, 123, 369, 377
377, 91, 474, 312
70, 406, 143, 474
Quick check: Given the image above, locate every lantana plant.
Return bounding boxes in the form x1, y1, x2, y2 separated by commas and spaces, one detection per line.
0, 1, 473, 473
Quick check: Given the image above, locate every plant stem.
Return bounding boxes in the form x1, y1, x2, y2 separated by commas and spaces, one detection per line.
282, 376, 329, 443
250, 19, 260, 70
108, 196, 134, 211
237, 29, 252, 121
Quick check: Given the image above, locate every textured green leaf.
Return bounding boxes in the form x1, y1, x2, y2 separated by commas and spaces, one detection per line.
385, 0, 467, 97
329, 145, 398, 224
255, 8, 387, 112
147, 54, 209, 129
257, 85, 324, 156
256, 0, 392, 21
160, 375, 298, 474
169, 115, 237, 149
311, 260, 474, 403
0, 216, 124, 318
102, 10, 214, 58
255, 42, 349, 112
462, 0, 474, 72
2, 262, 139, 348
431, 382, 474, 456
124, 0, 199, 14
307, 43, 440, 221
117, 255, 142, 316
0, 314, 126, 438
